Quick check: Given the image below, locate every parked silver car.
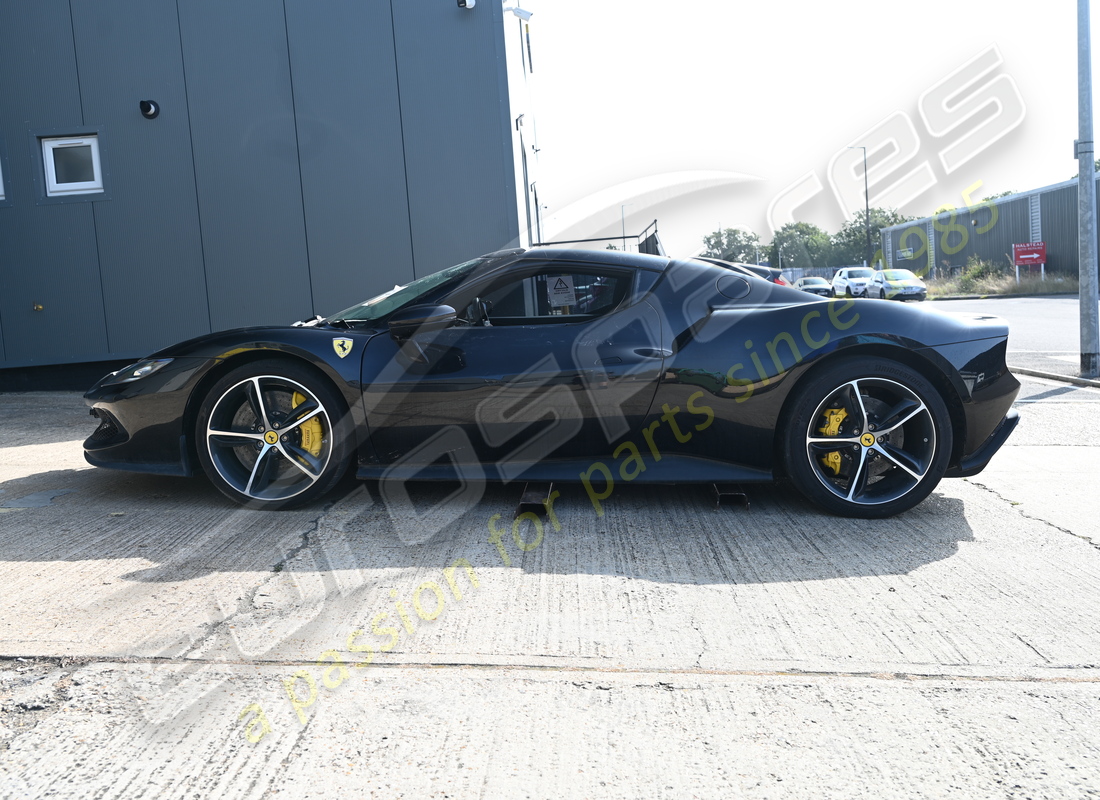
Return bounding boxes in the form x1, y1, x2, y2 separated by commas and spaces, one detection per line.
793, 276, 834, 297
870, 268, 927, 301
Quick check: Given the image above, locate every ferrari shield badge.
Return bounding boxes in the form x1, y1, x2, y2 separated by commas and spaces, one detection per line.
332, 338, 353, 359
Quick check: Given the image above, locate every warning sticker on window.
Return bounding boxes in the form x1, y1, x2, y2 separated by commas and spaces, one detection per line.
548, 275, 576, 307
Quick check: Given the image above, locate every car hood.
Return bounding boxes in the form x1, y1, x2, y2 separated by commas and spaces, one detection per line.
144, 324, 385, 359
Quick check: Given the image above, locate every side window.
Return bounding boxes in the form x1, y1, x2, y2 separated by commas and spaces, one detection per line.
469, 270, 631, 325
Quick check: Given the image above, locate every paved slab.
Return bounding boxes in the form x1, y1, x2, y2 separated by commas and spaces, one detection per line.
1, 382, 1098, 798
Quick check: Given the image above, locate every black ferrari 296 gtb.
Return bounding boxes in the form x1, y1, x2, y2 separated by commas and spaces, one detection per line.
84, 248, 1019, 518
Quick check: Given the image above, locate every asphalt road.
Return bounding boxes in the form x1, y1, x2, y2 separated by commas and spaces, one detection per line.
1, 378, 1099, 799
931, 295, 1092, 378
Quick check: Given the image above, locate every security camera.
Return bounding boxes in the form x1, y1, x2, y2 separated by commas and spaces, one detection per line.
139, 100, 160, 119
458, 0, 475, 8
505, 6, 533, 20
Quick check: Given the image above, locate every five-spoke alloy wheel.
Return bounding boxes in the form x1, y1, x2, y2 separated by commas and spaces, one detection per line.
783, 357, 952, 517
195, 360, 352, 509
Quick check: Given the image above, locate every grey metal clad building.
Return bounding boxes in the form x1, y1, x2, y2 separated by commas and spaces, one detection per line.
879, 176, 1100, 279
0, 0, 533, 370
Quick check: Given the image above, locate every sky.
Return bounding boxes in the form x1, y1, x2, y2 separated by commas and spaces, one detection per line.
515, 1, 1100, 259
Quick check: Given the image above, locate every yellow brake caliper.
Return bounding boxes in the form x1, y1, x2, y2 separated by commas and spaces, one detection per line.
817, 407, 848, 476
292, 392, 324, 458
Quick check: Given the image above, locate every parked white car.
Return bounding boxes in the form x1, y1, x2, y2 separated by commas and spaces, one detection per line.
831, 267, 875, 297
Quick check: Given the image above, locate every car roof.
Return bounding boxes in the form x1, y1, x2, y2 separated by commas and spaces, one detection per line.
519, 247, 671, 272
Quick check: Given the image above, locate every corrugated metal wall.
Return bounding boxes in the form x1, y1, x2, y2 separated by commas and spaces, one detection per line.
390, 1, 520, 276
0, 0, 110, 366
70, 0, 210, 355
0, 0, 518, 369
284, 0, 415, 315
1038, 184, 1082, 273
882, 177, 1100, 277
177, 0, 313, 332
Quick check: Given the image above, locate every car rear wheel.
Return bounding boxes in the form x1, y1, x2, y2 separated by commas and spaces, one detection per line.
195, 360, 352, 509
782, 357, 952, 518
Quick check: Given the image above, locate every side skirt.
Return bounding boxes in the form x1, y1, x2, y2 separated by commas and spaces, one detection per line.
357, 455, 773, 485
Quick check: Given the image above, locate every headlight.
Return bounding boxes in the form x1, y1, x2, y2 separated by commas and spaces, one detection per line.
102, 358, 174, 385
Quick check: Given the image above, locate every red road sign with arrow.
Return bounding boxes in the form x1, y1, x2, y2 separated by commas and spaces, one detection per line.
1013, 242, 1046, 265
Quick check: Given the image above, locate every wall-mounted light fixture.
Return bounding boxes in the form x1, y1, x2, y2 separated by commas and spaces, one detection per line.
139, 100, 160, 119
458, 0, 475, 8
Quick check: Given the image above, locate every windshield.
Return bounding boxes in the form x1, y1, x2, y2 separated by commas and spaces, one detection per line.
803, 277, 828, 285
326, 257, 494, 324
847, 269, 873, 279
883, 269, 917, 280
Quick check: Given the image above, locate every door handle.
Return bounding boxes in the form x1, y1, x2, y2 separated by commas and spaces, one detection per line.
633, 348, 672, 358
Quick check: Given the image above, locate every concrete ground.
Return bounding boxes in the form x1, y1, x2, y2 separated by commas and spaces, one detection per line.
1, 374, 1099, 799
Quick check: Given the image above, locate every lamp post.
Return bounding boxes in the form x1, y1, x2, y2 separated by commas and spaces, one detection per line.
848, 145, 872, 267
620, 203, 633, 252
1079, 0, 1100, 378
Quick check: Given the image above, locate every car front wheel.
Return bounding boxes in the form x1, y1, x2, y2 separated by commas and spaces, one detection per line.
782, 357, 952, 518
195, 360, 353, 508
879, 289, 887, 300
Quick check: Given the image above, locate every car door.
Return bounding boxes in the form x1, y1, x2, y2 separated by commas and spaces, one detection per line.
359, 263, 665, 478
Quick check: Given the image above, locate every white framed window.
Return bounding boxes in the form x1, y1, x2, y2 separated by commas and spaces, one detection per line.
41, 135, 103, 196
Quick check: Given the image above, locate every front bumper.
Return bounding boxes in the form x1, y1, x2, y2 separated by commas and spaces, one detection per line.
885, 286, 927, 301
83, 357, 211, 476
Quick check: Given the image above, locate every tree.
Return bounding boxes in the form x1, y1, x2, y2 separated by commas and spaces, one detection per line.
769, 222, 832, 272
701, 227, 763, 263
831, 207, 914, 267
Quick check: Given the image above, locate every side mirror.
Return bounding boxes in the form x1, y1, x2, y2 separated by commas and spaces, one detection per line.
388, 304, 457, 341
388, 304, 457, 365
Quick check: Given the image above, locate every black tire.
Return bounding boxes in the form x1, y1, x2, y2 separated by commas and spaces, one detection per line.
781, 357, 952, 518
845, 286, 853, 298
879, 289, 887, 300
195, 359, 353, 509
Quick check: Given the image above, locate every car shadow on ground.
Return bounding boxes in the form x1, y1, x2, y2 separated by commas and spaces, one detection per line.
350, 479, 973, 586
0, 465, 973, 589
